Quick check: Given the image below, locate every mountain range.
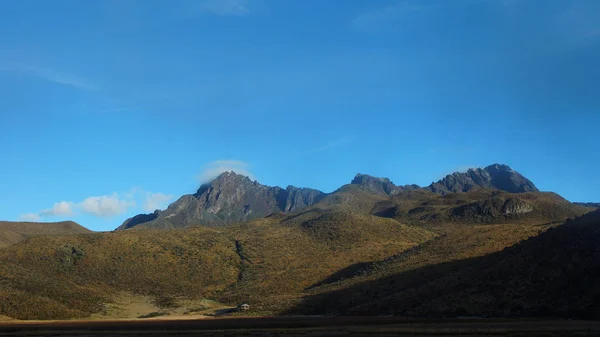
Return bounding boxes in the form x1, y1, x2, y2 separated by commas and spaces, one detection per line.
118, 163, 540, 230
0, 162, 597, 321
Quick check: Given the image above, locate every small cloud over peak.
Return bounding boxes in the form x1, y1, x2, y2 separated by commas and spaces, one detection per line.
143, 192, 174, 212
19, 213, 41, 222
199, 160, 255, 183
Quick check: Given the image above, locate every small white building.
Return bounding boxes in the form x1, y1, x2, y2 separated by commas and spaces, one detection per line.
238, 303, 250, 311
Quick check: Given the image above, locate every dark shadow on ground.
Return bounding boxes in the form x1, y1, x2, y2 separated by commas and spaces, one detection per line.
286, 210, 600, 320
306, 262, 372, 290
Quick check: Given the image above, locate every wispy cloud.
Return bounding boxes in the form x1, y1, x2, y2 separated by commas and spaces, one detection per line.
143, 192, 174, 212
19, 213, 41, 222
174, 0, 250, 18
305, 137, 352, 154
26, 66, 95, 90
0, 63, 95, 90
198, 160, 255, 183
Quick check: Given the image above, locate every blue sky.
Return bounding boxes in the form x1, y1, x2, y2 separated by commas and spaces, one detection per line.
1, 0, 599, 231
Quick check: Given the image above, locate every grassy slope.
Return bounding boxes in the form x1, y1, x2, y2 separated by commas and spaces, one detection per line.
289, 210, 600, 319
218, 211, 435, 314
0, 227, 240, 320
0, 188, 592, 320
0, 211, 434, 319
0, 221, 90, 249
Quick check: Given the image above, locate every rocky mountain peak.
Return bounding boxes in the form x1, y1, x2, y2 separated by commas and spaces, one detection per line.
118, 172, 325, 230
195, 171, 255, 196
351, 173, 419, 196
352, 173, 394, 185
426, 164, 538, 195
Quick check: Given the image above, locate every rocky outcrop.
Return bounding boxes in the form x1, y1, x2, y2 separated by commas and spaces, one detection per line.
351, 174, 420, 196
502, 198, 534, 215
452, 197, 534, 220
426, 164, 539, 195
282, 186, 325, 212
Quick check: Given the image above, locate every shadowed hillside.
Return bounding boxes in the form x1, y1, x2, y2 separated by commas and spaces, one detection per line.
0, 221, 90, 249
288, 210, 600, 319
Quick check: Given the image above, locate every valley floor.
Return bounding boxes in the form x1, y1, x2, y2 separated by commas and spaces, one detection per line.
1, 317, 600, 336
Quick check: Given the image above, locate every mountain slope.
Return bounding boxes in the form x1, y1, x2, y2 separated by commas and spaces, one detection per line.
119, 171, 326, 230
0, 209, 434, 319
289, 210, 600, 319
0, 221, 90, 249
574, 202, 600, 209
426, 164, 538, 194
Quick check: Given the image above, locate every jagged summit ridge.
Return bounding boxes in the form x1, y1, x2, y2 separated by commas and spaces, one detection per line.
120, 171, 326, 229
118, 164, 543, 230
426, 164, 538, 195
351, 173, 420, 196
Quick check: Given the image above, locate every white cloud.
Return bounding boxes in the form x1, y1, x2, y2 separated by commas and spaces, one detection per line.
20, 188, 175, 220
174, 0, 249, 18
144, 192, 173, 212
81, 193, 136, 217
0, 63, 95, 90
199, 160, 255, 183
19, 213, 41, 222
39, 201, 75, 217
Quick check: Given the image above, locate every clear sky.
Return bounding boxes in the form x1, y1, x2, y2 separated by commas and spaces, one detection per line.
1, 0, 598, 231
